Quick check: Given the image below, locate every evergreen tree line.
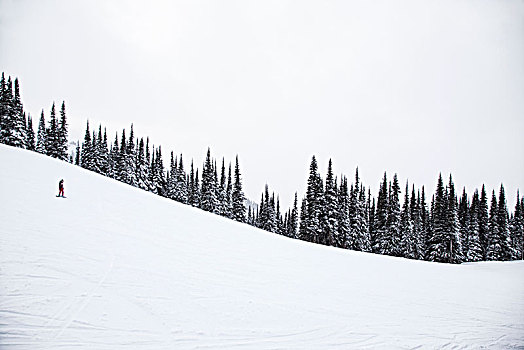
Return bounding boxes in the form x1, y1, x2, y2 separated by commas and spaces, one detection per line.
250, 156, 522, 264
77, 121, 248, 223
1, 73, 522, 263
0, 73, 69, 160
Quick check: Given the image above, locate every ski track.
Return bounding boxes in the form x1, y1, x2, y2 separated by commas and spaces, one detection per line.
1, 145, 524, 349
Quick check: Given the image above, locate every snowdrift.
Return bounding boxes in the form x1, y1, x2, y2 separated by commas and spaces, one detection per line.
0, 144, 523, 349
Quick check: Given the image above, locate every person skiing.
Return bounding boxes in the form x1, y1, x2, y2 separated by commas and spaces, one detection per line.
58, 179, 65, 197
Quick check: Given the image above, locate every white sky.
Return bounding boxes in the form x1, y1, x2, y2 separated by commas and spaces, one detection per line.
1, 0, 523, 210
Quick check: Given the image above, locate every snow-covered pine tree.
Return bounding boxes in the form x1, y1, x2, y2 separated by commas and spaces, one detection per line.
445, 175, 462, 263
258, 185, 277, 232
0, 76, 15, 146
225, 163, 233, 218
101, 128, 110, 175
276, 196, 284, 234
167, 152, 178, 200
26, 114, 36, 151
232, 155, 246, 222
217, 158, 227, 215
11, 78, 27, 149
419, 186, 430, 259
74, 141, 80, 165
409, 185, 423, 259
510, 191, 524, 260
154, 146, 167, 196
1, 77, 14, 145
337, 176, 350, 249
108, 132, 120, 179
80, 121, 95, 171
298, 197, 308, 241
478, 185, 490, 260
57, 101, 68, 160
486, 190, 499, 261
495, 185, 513, 260
368, 196, 376, 251
188, 160, 197, 206
200, 148, 218, 213
349, 168, 370, 251
359, 185, 372, 252
458, 188, 470, 258
385, 174, 401, 256
45, 103, 59, 158
174, 154, 188, 204
374, 172, 389, 254
115, 129, 128, 182
323, 159, 338, 246
466, 190, 483, 261
125, 125, 137, 187
427, 174, 448, 262
304, 156, 324, 244
288, 192, 299, 239
257, 192, 266, 229
135, 138, 146, 190
400, 181, 416, 259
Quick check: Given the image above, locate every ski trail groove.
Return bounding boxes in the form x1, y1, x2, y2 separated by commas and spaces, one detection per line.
53, 254, 115, 340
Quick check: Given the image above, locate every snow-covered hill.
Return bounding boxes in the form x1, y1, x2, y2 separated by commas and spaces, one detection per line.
1, 144, 523, 349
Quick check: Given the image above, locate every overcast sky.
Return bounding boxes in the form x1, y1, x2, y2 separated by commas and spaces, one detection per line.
1, 0, 523, 210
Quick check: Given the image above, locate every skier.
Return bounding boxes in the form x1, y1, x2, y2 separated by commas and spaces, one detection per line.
58, 179, 65, 197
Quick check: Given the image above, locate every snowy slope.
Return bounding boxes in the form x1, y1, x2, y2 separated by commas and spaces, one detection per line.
0, 145, 523, 349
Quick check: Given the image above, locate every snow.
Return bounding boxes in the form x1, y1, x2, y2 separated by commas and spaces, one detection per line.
1, 144, 523, 349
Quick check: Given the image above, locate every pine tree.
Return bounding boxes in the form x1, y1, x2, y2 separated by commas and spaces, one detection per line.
225, 163, 233, 218
384, 174, 401, 256
445, 175, 462, 263
323, 159, 338, 246
126, 125, 137, 186
289, 192, 299, 238
298, 197, 308, 241
467, 190, 483, 261
11, 78, 27, 148
45, 103, 59, 158
420, 186, 430, 259
304, 156, 324, 244
136, 137, 150, 190
168, 152, 178, 199
116, 129, 128, 182
258, 185, 277, 232
494, 185, 513, 260
200, 148, 218, 213
80, 121, 95, 171
153, 146, 167, 196
427, 174, 449, 262
177, 154, 188, 203
217, 158, 227, 215
232, 155, 246, 222
486, 190, 499, 261
75, 141, 80, 166
368, 196, 376, 251
478, 185, 490, 260
400, 181, 416, 259
0, 76, 15, 145
57, 101, 68, 160
409, 185, 423, 259
26, 114, 36, 151
359, 185, 372, 252
337, 176, 350, 249
108, 132, 120, 179
374, 172, 389, 254
194, 169, 201, 208
458, 188, 470, 259
510, 191, 524, 260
